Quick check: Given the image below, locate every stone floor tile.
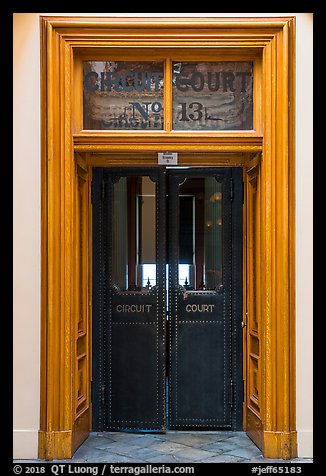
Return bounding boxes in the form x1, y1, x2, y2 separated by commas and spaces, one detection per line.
205, 433, 237, 442
78, 436, 104, 445
160, 433, 218, 448
224, 435, 255, 447
125, 446, 166, 462
199, 440, 240, 453
128, 434, 167, 446
109, 434, 149, 444
70, 448, 95, 459
85, 453, 141, 463
101, 433, 141, 443
94, 441, 142, 452
76, 449, 110, 460
72, 446, 140, 463
144, 453, 194, 463
150, 441, 191, 454
171, 446, 218, 462
93, 439, 121, 450
13, 431, 314, 464
225, 445, 264, 459
93, 434, 116, 443
92, 443, 145, 457
199, 454, 246, 463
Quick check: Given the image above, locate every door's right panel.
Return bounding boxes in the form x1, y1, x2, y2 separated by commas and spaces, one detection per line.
168, 168, 242, 429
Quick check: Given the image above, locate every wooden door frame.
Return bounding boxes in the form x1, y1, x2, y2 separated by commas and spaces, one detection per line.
39, 16, 296, 459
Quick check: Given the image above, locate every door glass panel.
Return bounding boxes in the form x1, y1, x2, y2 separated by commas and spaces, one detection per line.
83, 61, 164, 130
179, 177, 223, 290
112, 176, 156, 292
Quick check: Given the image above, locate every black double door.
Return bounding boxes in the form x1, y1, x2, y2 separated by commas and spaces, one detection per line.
92, 167, 243, 432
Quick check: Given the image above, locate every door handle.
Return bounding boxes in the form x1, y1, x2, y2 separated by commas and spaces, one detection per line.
241, 321, 247, 328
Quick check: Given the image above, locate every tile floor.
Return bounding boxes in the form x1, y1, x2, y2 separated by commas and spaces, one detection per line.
15, 431, 313, 464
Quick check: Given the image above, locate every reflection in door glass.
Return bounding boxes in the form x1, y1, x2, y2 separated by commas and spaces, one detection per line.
112, 176, 156, 292
142, 264, 156, 288
179, 177, 223, 290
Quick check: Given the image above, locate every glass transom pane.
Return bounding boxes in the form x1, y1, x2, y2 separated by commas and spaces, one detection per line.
172, 62, 253, 131
83, 61, 164, 130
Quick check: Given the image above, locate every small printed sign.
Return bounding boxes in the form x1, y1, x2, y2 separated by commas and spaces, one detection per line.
157, 152, 178, 165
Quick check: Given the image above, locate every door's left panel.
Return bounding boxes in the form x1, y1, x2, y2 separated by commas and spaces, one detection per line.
92, 167, 167, 431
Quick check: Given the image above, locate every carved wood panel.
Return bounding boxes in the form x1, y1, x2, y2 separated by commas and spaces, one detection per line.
75, 164, 90, 421
245, 156, 262, 446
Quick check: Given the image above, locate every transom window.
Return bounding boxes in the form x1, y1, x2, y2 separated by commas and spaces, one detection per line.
83, 60, 253, 131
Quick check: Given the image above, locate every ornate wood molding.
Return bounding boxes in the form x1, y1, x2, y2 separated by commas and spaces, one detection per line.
40, 15, 296, 459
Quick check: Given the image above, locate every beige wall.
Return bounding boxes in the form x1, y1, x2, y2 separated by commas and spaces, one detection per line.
295, 13, 313, 457
13, 13, 41, 459
13, 13, 313, 459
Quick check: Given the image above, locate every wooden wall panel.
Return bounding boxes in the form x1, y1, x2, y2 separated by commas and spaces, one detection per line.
245, 155, 263, 448
73, 161, 91, 450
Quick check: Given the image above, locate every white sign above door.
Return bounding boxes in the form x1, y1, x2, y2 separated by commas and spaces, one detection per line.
157, 152, 178, 165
